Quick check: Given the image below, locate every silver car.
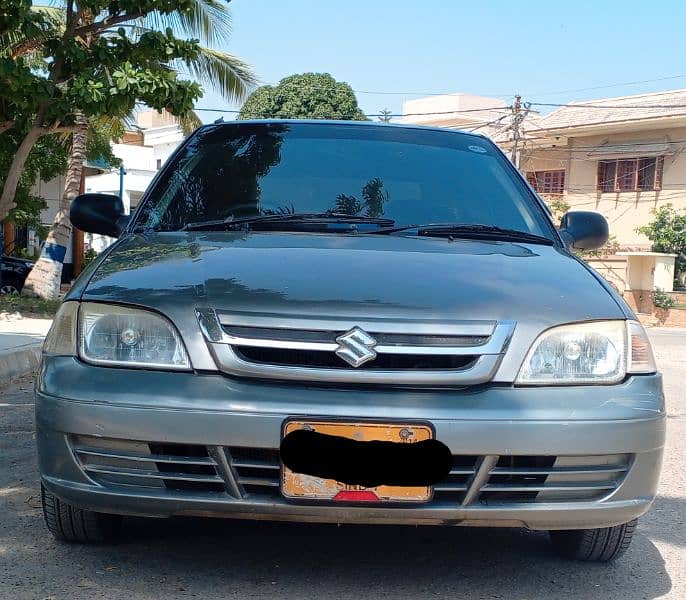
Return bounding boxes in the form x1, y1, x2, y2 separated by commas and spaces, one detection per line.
36, 121, 664, 562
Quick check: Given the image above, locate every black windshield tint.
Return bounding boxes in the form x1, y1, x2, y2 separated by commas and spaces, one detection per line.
134, 122, 553, 238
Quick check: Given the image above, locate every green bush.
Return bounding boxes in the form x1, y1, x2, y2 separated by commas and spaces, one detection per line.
652, 288, 676, 310
82, 248, 98, 269
637, 204, 686, 284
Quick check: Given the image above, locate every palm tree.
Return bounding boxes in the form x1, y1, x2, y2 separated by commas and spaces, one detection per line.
22, 113, 88, 298
18, 0, 255, 298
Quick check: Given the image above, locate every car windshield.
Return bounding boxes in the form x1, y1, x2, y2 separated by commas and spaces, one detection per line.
134, 122, 554, 239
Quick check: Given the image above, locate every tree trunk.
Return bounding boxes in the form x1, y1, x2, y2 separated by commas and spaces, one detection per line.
22, 115, 88, 299
0, 124, 45, 221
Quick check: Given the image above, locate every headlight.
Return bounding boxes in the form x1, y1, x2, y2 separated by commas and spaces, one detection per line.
78, 302, 191, 370
516, 320, 656, 385
43, 301, 79, 356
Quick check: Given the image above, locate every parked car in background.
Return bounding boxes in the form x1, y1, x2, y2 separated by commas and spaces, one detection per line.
37, 121, 665, 562
1, 255, 34, 294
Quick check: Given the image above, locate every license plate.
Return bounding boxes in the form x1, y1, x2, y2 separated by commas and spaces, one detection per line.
281, 420, 433, 502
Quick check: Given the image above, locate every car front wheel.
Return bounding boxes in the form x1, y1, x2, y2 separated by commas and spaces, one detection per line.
41, 484, 122, 544
549, 519, 637, 562
0, 275, 22, 294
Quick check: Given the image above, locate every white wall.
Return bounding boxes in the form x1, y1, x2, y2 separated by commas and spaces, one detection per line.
111, 143, 156, 171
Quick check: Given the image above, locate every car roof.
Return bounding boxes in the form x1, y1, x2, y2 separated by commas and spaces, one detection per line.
201, 118, 490, 141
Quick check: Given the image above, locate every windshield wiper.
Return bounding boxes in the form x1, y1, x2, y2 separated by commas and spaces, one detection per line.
369, 223, 554, 245
182, 212, 395, 232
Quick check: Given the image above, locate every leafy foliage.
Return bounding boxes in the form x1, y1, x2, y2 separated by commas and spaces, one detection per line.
86, 118, 123, 169
1, 1, 256, 222
0, 117, 120, 235
334, 178, 389, 217
0, 128, 66, 232
652, 288, 676, 310
238, 73, 367, 121
543, 196, 570, 224
637, 204, 686, 275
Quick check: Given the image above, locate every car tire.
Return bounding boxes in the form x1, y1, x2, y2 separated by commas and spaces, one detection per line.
549, 519, 637, 562
41, 484, 122, 544
0, 275, 22, 294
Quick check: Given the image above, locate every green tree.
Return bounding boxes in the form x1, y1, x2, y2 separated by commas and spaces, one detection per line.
0, 0, 255, 298
637, 203, 686, 285
238, 73, 367, 121
0, 117, 120, 244
0, 132, 66, 240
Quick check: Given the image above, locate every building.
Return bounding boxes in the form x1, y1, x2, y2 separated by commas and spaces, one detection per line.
83, 110, 184, 252
399, 93, 514, 137
514, 89, 686, 250
85, 110, 183, 214
402, 90, 686, 250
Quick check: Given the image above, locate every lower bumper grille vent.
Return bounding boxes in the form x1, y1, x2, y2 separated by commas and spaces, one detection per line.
148, 443, 225, 493
71, 436, 632, 506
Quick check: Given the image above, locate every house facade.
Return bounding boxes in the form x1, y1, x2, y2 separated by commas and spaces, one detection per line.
401, 90, 686, 249
516, 90, 686, 249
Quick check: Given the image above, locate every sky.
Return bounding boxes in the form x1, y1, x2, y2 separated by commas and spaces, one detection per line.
196, 0, 686, 123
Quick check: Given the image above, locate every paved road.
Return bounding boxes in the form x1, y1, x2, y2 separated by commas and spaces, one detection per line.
1, 329, 684, 599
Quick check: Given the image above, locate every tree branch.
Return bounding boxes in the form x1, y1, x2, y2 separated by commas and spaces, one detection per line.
48, 125, 77, 134
0, 121, 14, 135
9, 39, 46, 60
72, 11, 145, 37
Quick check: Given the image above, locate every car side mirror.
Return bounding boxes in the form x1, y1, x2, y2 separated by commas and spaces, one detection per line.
70, 193, 129, 238
559, 211, 609, 251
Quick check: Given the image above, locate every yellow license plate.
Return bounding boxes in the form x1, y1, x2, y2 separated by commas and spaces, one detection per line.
281, 420, 433, 502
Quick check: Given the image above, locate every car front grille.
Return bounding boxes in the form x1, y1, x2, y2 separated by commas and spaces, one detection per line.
196, 308, 515, 386
233, 346, 478, 371
71, 435, 632, 505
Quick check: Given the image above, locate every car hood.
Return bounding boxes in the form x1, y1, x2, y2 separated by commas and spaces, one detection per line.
2, 255, 33, 269
80, 231, 623, 325
75, 231, 627, 380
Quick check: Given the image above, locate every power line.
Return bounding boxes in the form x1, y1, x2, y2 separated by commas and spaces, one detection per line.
192, 106, 512, 119
529, 101, 686, 110
251, 75, 686, 99
519, 75, 686, 98
192, 101, 686, 121
468, 114, 510, 132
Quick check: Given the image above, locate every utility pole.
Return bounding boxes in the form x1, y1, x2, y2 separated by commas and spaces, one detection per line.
510, 95, 531, 170
510, 94, 522, 168
379, 108, 392, 123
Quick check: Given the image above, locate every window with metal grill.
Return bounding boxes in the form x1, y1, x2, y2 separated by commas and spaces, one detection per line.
597, 157, 664, 192
526, 170, 565, 194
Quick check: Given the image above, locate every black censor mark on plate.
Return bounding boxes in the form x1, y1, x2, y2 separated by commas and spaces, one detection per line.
280, 429, 452, 488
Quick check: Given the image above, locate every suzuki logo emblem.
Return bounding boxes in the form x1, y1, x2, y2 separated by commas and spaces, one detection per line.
335, 327, 378, 367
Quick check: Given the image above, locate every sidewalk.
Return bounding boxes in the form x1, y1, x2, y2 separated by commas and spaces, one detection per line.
0, 314, 53, 384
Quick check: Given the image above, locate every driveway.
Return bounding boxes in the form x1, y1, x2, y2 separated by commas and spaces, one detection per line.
1, 329, 684, 599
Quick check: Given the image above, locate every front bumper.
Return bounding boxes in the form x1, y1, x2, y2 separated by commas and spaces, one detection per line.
36, 357, 666, 530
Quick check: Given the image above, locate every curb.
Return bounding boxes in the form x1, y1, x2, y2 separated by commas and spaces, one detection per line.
0, 344, 42, 385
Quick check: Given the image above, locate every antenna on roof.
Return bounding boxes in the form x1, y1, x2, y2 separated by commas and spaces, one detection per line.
214, 116, 224, 124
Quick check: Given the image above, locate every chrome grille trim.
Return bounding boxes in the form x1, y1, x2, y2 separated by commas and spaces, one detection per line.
197, 308, 515, 385
74, 446, 215, 466
81, 464, 224, 484
209, 310, 497, 336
